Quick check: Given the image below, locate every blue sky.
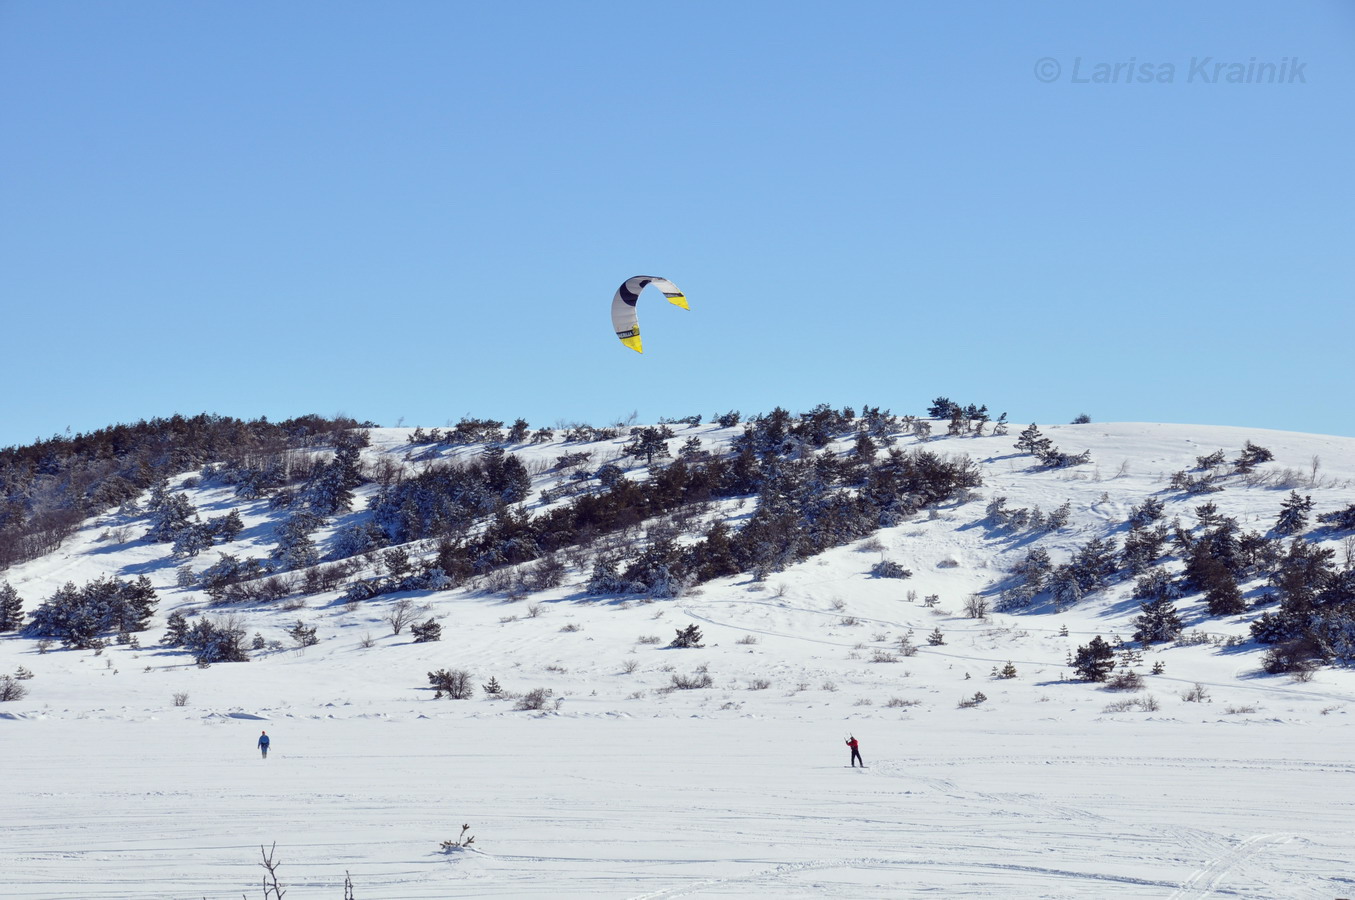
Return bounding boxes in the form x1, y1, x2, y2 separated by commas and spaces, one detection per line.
2, 1, 1352, 448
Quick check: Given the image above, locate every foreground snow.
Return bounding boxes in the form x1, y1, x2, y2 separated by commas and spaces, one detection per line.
3, 420, 1355, 897
5, 714, 1353, 898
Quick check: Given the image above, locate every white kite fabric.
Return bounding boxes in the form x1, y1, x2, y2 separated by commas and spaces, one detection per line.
610, 275, 688, 353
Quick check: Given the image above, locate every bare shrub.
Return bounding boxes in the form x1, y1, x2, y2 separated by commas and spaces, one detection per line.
669, 671, 714, 690
257, 575, 296, 603
870, 649, 899, 663
519, 555, 566, 592
885, 697, 921, 708
636, 634, 662, 644
172, 691, 189, 707
735, 634, 759, 645
1, 675, 29, 702
515, 687, 554, 710
1105, 670, 1144, 692
1182, 682, 1209, 702
483, 568, 515, 594
385, 598, 417, 635
302, 562, 347, 595
963, 594, 988, 619
526, 603, 543, 618
1225, 704, 1258, 714
559, 623, 581, 633
1105, 694, 1160, 712
747, 678, 771, 690
621, 658, 639, 674
428, 668, 474, 700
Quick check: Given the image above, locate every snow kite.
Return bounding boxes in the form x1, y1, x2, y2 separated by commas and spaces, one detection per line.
611, 275, 688, 353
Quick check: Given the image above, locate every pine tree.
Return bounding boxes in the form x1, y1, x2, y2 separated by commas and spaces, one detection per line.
1274, 491, 1314, 536
1134, 594, 1183, 645
287, 620, 319, 647
172, 521, 215, 558
162, 610, 189, 646
927, 397, 958, 419
144, 491, 196, 542
1204, 571, 1246, 616
0, 582, 24, 631
670, 624, 704, 648
1015, 424, 1053, 456
1128, 496, 1165, 529
411, 618, 442, 643
622, 427, 674, 465
1234, 441, 1274, 472
1072, 636, 1116, 681
210, 509, 245, 543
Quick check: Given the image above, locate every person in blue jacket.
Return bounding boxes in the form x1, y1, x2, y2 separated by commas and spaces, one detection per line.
258, 730, 270, 758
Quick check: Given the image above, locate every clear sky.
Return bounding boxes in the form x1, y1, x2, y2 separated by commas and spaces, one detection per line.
2, 1, 1352, 449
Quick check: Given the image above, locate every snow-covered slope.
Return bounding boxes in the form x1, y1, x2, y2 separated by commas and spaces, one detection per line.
3, 420, 1354, 899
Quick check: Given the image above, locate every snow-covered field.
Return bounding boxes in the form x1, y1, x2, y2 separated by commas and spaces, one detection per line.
4, 421, 1355, 898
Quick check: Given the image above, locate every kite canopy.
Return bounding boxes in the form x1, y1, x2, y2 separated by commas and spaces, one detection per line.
611, 275, 688, 353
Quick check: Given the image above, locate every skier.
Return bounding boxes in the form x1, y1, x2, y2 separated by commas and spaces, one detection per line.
846, 735, 863, 767
258, 730, 270, 759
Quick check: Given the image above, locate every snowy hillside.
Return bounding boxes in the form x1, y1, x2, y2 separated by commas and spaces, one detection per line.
3, 415, 1355, 899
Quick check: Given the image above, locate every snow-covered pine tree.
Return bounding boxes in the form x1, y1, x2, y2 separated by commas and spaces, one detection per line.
1134, 594, 1184, 645
0, 581, 24, 631
144, 491, 196, 543
1014, 423, 1053, 457
161, 610, 189, 646
172, 521, 215, 558
1274, 491, 1314, 536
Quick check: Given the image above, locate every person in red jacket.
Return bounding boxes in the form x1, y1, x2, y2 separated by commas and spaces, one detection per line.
846, 735, 863, 767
